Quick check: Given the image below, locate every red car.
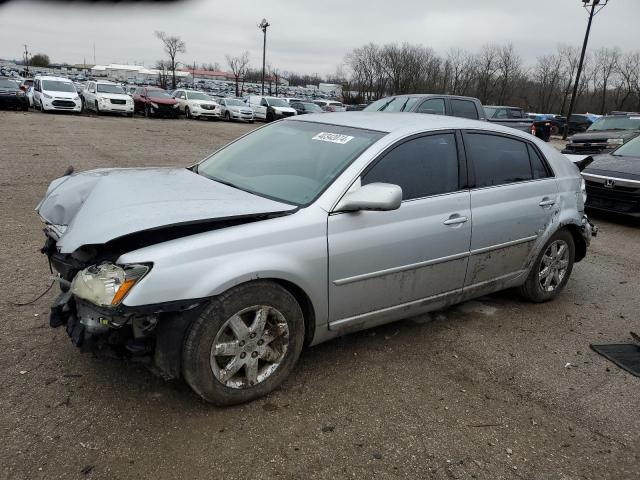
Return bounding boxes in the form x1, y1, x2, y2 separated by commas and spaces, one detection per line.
132, 87, 179, 118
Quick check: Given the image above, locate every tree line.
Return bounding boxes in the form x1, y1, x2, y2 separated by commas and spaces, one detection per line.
341, 42, 640, 114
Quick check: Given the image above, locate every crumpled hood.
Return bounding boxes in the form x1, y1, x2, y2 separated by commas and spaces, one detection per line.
36, 167, 296, 253
584, 153, 640, 180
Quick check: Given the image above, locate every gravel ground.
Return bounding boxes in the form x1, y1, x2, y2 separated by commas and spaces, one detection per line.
1, 110, 639, 480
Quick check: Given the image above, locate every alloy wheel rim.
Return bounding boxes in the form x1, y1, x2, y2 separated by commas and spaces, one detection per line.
210, 305, 289, 389
538, 240, 569, 292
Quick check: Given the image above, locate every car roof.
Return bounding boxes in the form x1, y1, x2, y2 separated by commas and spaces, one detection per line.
484, 105, 521, 109
289, 111, 537, 138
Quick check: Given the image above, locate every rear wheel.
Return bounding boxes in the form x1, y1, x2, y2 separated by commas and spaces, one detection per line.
518, 229, 575, 302
182, 281, 305, 406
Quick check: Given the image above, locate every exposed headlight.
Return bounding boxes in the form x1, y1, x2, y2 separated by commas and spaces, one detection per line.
43, 93, 52, 99
607, 138, 624, 145
71, 263, 150, 307
173, 103, 179, 108
581, 178, 587, 204
150, 102, 159, 109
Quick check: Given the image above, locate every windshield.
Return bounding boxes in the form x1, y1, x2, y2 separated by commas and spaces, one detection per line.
225, 99, 245, 106
147, 90, 172, 99
97, 84, 125, 94
42, 80, 76, 93
303, 103, 323, 112
613, 135, 640, 158
588, 116, 640, 131
188, 91, 213, 101
362, 96, 418, 112
266, 97, 289, 107
0, 78, 19, 90
197, 121, 385, 205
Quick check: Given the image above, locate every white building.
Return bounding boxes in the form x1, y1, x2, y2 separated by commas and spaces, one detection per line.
91, 64, 190, 83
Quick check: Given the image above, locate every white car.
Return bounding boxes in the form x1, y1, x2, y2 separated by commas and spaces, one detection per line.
247, 95, 297, 122
218, 98, 254, 122
172, 89, 221, 120
32, 75, 82, 113
313, 100, 347, 112
82, 81, 134, 117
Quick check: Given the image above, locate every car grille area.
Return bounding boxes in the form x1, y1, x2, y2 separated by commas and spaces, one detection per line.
585, 180, 640, 216
52, 100, 76, 108
110, 99, 126, 105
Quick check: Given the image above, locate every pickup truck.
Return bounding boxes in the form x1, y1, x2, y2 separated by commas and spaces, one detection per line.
363, 94, 539, 138
484, 105, 550, 141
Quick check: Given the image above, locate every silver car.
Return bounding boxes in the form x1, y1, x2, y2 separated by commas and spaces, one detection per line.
218, 98, 255, 122
36, 113, 595, 405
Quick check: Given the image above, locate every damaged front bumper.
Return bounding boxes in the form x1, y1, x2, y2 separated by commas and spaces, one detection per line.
581, 214, 598, 244
49, 289, 207, 379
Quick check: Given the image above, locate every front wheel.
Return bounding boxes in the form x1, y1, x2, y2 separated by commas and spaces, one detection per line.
185, 107, 191, 119
182, 281, 305, 406
518, 229, 575, 302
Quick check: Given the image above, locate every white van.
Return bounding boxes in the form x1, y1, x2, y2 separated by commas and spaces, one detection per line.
247, 96, 297, 122
33, 76, 82, 113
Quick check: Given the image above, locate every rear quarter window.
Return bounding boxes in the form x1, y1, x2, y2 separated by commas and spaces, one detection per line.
451, 99, 479, 120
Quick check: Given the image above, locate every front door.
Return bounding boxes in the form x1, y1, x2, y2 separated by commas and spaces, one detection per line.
462, 131, 558, 287
327, 132, 471, 332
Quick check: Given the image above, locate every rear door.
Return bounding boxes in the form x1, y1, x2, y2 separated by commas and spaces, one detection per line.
450, 99, 480, 120
328, 131, 471, 330
462, 131, 558, 287
414, 97, 446, 116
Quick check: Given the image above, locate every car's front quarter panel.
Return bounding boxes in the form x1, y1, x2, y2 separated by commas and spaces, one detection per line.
117, 206, 329, 336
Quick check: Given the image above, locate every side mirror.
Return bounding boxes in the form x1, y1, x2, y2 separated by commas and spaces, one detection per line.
334, 183, 402, 213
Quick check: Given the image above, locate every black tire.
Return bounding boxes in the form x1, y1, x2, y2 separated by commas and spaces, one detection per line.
127, 112, 133, 118
224, 111, 231, 122
266, 111, 274, 122
518, 229, 575, 303
95, 101, 100, 115
249, 120, 255, 124
144, 104, 151, 118
185, 107, 191, 119
182, 281, 305, 406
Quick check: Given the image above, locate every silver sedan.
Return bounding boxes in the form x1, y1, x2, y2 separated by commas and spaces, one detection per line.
37, 113, 596, 405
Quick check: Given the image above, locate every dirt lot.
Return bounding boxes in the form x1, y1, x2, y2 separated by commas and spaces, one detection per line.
1, 110, 639, 480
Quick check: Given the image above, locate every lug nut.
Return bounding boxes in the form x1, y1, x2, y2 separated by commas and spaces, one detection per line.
257, 339, 264, 346
249, 333, 256, 339
240, 352, 246, 359
251, 351, 258, 358
239, 340, 245, 347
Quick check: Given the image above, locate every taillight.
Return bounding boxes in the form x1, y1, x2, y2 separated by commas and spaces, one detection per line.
531, 124, 536, 136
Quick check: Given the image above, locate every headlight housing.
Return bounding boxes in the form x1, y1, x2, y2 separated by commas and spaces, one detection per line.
150, 102, 159, 109
71, 263, 150, 307
607, 138, 624, 146
581, 178, 587, 204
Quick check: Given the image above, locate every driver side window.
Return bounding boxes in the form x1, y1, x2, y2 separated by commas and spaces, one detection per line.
261, 98, 269, 107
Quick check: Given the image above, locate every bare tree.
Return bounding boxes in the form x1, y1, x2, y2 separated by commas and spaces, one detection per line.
154, 31, 186, 89
593, 47, 621, 114
495, 44, 523, 105
155, 60, 169, 89
475, 44, 500, 103
226, 51, 250, 97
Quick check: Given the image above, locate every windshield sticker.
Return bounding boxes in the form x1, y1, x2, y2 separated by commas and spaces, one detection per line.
312, 132, 354, 144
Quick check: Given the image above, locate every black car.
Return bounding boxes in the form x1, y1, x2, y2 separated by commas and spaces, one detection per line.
0, 77, 28, 111
562, 115, 640, 155
290, 101, 324, 115
554, 114, 593, 136
582, 135, 640, 217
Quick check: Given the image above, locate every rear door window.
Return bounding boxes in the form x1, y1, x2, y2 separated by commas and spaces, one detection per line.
465, 133, 533, 187
451, 99, 479, 120
362, 133, 460, 200
527, 144, 552, 179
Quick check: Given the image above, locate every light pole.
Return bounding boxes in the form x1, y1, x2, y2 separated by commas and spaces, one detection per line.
563, 0, 610, 140
258, 18, 270, 95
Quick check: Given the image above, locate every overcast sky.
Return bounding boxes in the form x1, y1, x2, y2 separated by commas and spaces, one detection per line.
0, 0, 638, 75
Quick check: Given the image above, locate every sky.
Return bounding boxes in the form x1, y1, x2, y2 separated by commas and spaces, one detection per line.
0, 0, 638, 76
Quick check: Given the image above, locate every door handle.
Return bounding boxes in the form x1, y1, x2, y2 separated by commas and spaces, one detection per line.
539, 198, 556, 208
443, 214, 468, 226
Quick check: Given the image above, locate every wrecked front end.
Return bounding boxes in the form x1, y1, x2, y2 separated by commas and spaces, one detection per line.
35, 167, 297, 378
44, 246, 207, 379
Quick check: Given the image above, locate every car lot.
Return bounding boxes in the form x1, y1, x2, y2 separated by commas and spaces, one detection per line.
1, 110, 639, 479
